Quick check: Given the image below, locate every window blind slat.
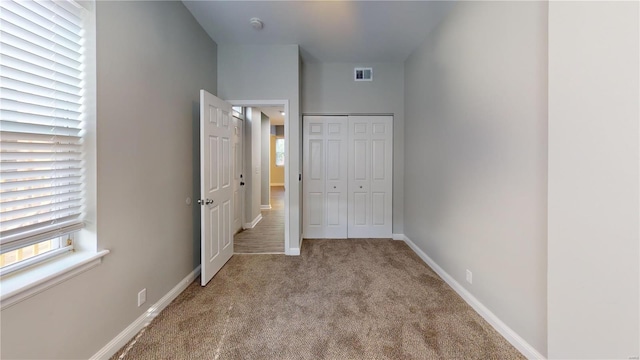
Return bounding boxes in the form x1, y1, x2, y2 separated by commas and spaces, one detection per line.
1, 109, 82, 129
23, 1, 82, 35
1, 2, 82, 45
1, 28, 82, 69
1, 151, 82, 162
1, 88, 81, 112
0, 168, 81, 182
1, 77, 81, 103
0, 0, 86, 249
0, 130, 82, 143
0, 159, 82, 172
1, 66, 82, 95
0, 175, 81, 192
1, 194, 83, 215
0, 18, 81, 64
35, 0, 84, 26
0, 40, 82, 79
1, 188, 82, 209
1, 205, 82, 232
0, 102, 82, 124
1, 54, 82, 89
0, 218, 83, 251
0, 119, 83, 136
1, 141, 81, 153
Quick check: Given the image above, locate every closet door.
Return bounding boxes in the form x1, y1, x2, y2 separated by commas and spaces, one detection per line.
324, 117, 348, 238
303, 116, 348, 238
303, 116, 326, 238
348, 116, 392, 238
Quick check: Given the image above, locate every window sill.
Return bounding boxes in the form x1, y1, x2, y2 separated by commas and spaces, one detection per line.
0, 249, 109, 310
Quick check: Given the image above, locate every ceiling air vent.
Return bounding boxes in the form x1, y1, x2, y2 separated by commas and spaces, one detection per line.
354, 67, 373, 81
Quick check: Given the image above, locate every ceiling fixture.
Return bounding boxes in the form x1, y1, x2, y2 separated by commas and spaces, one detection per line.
250, 18, 263, 30
280, 111, 285, 116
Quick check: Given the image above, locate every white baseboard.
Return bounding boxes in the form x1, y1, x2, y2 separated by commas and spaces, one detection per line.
401, 235, 545, 360
270, 183, 284, 186
392, 233, 405, 241
286, 247, 300, 256
260, 205, 272, 210
90, 266, 201, 360
243, 214, 262, 229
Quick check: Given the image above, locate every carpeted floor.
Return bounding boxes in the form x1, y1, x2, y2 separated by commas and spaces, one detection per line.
111, 239, 524, 360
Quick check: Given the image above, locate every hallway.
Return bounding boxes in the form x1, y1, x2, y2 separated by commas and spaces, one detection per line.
234, 186, 285, 253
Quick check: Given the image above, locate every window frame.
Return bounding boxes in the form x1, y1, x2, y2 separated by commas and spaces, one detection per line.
275, 137, 285, 167
0, 0, 106, 310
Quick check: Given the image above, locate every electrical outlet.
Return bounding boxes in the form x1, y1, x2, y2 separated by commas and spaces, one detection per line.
138, 288, 146, 307
466, 270, 473, 284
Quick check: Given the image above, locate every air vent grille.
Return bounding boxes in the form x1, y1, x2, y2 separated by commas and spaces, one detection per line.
354, 67, 373, 81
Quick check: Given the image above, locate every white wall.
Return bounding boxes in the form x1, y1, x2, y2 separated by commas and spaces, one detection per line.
217, 44, 301, 250
404, 1, 548, 355
547, 2, 640, 358
302, 62, 405, 233
243, 107, 262, 223
261, 113, 270, 207
0, 1, 218, 358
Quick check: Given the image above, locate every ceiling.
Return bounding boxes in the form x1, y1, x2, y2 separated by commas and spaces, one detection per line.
182, 1, 455, 63
258, 106, 285, 126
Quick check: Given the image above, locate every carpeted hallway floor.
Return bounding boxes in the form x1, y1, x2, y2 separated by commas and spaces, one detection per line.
112, 239, 524, 360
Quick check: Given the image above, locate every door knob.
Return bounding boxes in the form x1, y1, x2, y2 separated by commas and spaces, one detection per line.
359, 185, 363, 189
240, 181, 245, 186
205, 199, 214, 205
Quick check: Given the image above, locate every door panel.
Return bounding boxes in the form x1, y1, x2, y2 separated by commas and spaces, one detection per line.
324, 117, 348, 238
372, 192, 385, 225
303, 116, 325, 238
368, 117, 393, 237
348, 116, 392, 238
303, 116, 348, 238
200, 90, 234, 286
303, 115, 391, 239
209, 205, 220, 260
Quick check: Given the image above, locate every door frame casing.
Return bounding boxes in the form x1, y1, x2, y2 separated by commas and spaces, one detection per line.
227, 99, 291, 255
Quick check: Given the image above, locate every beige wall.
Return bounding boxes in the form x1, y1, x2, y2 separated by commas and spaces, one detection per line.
301, 62, 405, 233
217, 44, 301, 250
244, 107, 262, 223
0, 2, 218, 358
270, 135, 285, 185
404, 1, 548, 355
547, 1, 640, 358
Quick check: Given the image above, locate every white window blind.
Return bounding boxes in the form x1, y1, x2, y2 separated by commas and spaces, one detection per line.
0, 0, 87, 254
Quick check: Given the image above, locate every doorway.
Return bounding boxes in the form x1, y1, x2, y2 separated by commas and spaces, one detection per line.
231, 102, 289, 253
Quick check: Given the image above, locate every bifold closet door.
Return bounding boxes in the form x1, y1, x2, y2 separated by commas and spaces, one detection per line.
303, 116, 348, 238
348, 116, 393, 238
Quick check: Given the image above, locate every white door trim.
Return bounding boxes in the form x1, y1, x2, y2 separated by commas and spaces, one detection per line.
227, 100, 291, 256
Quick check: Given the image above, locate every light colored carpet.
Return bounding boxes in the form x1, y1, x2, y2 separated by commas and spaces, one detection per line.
112, 239, 524, 359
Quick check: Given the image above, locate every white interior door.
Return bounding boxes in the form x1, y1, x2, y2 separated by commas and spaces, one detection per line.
303, 116, 349, 238
324, 117, 348, 238
348, 115, 393, 238
232, 113, 244, 234
303, 116, 326, 238
200, 90, 233, 286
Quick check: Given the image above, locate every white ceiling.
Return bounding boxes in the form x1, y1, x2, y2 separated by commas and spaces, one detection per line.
258, 106, 285, 125
182, 1, 455, 63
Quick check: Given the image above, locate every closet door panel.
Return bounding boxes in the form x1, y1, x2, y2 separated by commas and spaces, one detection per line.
325, 117, 348, 238
303, 116, 326, 238
348, 117, 372, 238
369, 116, 393, 237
